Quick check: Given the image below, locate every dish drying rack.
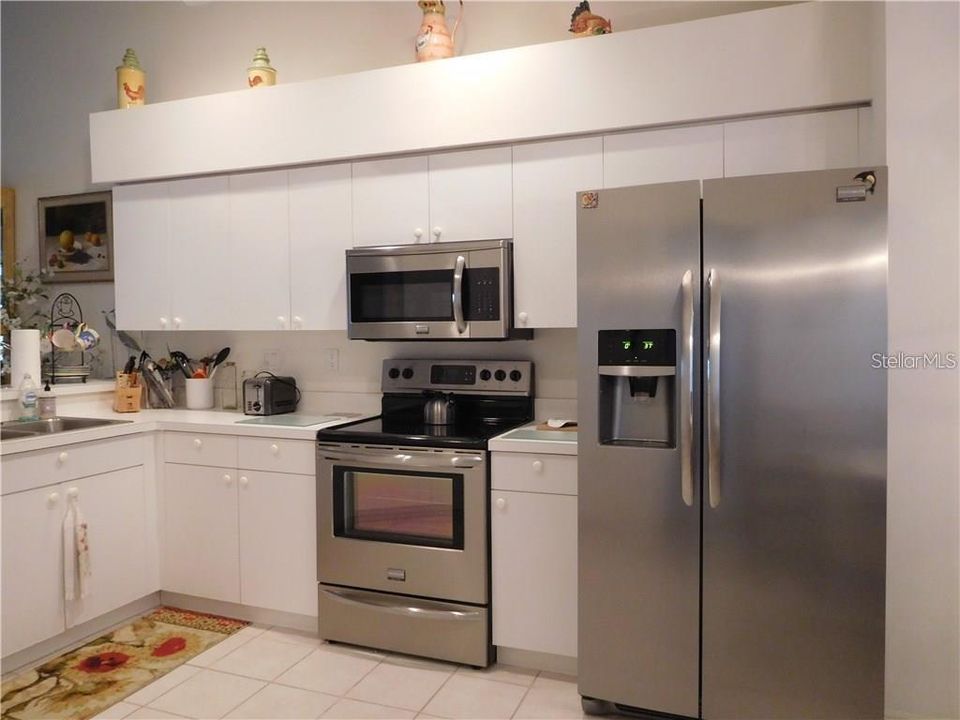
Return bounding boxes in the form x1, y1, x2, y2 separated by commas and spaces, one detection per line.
46, 292, 89, 385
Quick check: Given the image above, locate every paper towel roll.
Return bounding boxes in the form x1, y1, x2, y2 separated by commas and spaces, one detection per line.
11, 329, 42, 390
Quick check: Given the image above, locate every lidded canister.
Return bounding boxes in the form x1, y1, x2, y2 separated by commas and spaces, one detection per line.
247, 47, 277, 88
116, 48, 145, 108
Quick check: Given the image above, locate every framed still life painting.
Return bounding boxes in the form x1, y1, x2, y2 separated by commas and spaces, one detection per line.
38, 191, 113, 283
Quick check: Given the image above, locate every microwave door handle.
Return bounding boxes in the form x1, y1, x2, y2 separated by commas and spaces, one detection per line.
452, 255, 467, 334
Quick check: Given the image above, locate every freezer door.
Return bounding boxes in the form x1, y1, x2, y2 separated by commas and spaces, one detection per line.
577, 182, 701, 718
701, 168, 886, 719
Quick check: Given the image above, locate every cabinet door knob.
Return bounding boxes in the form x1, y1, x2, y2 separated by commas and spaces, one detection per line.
58, 451, 69, 464
193, 438, 203, 449
277, 315, 286, 327
413, 228, 424, 240
293, 315, 303, 328
432, 226, 442, 240
239, 476, 249, 487
223, 474, 233, 485
48, 491, 60, 505
518, 312, 529, 324
495, 497, 507, 510
159, 317, 168, 328
67, 487, 79, 499
532, 459, 544, 473
173, 317, 183, 329
270, 443, 280, 455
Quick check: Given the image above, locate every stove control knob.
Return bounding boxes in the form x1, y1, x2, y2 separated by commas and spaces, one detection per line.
479, 369, 491, 381
494, 369, 507, 381
388, 368, 400, 379
402, 368, 414, 380
510, 370, 522, 382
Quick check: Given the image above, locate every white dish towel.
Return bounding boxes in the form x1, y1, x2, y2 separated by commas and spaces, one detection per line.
63, 496, 91, 601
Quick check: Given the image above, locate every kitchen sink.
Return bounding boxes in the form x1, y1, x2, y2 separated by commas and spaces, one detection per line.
0, 416, 133, 439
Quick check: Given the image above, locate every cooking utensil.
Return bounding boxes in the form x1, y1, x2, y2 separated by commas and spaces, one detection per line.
170, 351, 192, 379
123, 355, 137, 374
103, 310, 143, 354
209, 347, 231, 378
138, 351, 175, 408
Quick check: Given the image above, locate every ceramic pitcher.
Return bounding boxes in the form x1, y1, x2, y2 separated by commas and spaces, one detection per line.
416, 0, 462, 62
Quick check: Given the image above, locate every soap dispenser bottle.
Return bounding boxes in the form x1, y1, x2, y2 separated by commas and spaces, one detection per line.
38, 381, 58, 420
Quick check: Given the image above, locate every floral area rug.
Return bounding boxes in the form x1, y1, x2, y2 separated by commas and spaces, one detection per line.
1, 607, 249, 720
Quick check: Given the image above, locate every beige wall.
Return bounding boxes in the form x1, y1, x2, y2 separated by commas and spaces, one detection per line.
883, 3, 960, 718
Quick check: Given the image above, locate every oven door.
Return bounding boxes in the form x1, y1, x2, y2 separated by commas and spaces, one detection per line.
346, 242, 510, 340
317, 444, 488, 604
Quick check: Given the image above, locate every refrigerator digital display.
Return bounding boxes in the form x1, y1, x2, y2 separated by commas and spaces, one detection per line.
599, 329, 676, 366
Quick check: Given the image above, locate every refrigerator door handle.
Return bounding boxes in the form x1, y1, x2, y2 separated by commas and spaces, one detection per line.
680, 269, 694, 507
706, 268, 722, 508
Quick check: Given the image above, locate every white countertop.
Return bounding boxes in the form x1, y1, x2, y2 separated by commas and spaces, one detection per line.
489, 422, 579, 456
0, 408, 374, 456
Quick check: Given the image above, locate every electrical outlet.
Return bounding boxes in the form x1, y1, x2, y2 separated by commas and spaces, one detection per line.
263, 349, 281, 371
324, 348, 340, 372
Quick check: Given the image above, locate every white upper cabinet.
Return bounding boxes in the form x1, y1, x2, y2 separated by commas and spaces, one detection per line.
167, 176, 232, 331
352, 156, 429, 246
512, 136, 603, 329
113, 181, 171, 331
604, 124, 724, 188
289, 163, 352, 330
228, 170, 291, 330
723, 109, 860, 177
428, 147, 513, 243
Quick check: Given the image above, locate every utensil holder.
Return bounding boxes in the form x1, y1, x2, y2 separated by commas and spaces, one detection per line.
185, 377, 214, 409
114, 372, 142, 413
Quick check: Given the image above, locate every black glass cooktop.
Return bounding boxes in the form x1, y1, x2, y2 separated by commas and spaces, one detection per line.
316, 394, 533, 450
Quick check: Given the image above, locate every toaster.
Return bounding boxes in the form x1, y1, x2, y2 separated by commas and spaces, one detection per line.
243, 376, 298, 415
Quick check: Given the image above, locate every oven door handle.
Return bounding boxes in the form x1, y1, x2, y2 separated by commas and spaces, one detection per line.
322, 587, 483, 621
320, 450, 484, 469
452, 254, 467, 335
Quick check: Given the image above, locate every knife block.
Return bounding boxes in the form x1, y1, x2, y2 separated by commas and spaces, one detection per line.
114, 372, 142, 413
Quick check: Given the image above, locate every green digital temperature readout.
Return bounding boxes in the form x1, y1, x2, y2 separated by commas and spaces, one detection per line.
600, 329, 675, 366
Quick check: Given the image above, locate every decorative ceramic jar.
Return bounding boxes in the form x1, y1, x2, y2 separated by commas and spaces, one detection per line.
116, 48, 145, 108
247, 47, 277, 88
416, 0, 462, 62
569, 1, 612, 37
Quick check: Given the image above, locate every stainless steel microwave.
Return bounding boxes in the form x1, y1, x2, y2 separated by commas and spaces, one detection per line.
346, 239, 532, 341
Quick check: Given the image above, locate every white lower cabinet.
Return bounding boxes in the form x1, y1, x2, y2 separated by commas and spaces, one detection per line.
1, 485, 68, 655
491, 452, 578, 658
65, 466, 149, 628
239, 470, 317, 616
162, 463, 240, 603
161, 435, 317, 616
1, 440, 151, 658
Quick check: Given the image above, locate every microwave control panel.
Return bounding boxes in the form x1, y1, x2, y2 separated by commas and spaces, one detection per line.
464, 268, 500, 321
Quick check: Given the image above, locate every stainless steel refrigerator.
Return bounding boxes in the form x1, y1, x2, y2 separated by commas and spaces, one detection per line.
576, 168, 886, 719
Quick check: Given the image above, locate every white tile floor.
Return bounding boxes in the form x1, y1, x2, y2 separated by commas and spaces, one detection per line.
87, 624, 591, 720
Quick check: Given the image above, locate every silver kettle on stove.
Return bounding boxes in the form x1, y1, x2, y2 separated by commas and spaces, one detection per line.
424, 392, 457, 425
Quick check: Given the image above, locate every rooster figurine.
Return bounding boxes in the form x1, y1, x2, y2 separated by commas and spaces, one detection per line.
569, 1, 612, 37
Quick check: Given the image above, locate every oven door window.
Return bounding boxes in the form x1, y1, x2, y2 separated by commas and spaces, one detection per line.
333, 467, 464, 549
351, 270, 454, 323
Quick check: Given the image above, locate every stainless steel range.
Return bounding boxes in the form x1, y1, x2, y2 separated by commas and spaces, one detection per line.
316, 359, 534, 667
